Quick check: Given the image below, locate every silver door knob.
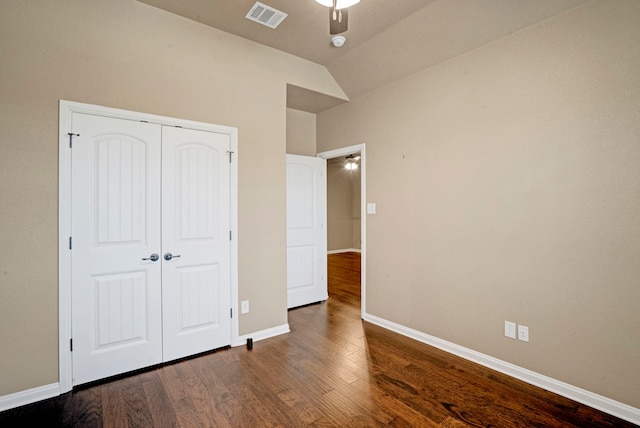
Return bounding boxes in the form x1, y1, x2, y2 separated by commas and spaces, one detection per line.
142, 253, 159, 262
164, 252, 181, 261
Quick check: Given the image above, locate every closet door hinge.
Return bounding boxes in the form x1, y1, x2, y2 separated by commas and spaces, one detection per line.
69, 236, 72, 250
227, 151, 234, 163
70, 339, 73, 352
67, 133, 79, 148
230, 308, 233, 318
229, 230, 232, 241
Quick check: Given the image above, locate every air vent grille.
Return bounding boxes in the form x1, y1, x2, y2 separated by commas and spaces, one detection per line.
245, 2, 288, 29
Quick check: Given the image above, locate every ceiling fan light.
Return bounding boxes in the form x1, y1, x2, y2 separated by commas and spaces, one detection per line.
315, 0, 360, 9
344, 154, 359, 170
335, 0, 360, 9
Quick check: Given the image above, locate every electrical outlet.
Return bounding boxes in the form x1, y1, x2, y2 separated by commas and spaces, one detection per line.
241, 300, 249, 314
518, 325, 529, 342
504, 321, 516, 339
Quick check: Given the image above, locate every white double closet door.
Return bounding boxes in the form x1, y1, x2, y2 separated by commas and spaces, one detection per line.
71, 113, 231, 386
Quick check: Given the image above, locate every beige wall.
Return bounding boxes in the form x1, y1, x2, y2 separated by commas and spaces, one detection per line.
0, 0, 343, 396
327, 162, 361, 251
286, 108, 316, 156
318, 0, 640, 408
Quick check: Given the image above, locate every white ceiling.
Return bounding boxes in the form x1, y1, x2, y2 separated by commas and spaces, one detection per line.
137, 0, 590, 110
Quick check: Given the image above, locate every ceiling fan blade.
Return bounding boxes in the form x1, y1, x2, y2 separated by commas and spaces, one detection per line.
330, 7, 348, 35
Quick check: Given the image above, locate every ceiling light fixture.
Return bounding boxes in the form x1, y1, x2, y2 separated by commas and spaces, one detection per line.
315, 0, 360, 34
315, 0, 360, 9
344, 154, 359, 170
345, 161, 358, 170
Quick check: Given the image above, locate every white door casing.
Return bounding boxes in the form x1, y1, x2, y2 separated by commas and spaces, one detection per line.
61, 101, 238, 390
161, 126, 231, 361
286, 155, 327, 309
71, 113, 164, 385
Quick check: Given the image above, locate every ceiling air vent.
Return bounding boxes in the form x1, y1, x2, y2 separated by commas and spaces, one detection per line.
245, 2, 288, 29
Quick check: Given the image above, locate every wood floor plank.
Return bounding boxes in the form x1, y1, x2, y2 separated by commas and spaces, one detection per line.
158, 363, 217, 428
71, 385, 104, 427
350, 377, 440, 427
142, 370, 180, 428
439, 416, 474, 427
224, 380, 290, 427
188, 354, 235, 406
100, 380, 127, 428
275, 387, 323, 425
180, 376, 232, 428
322, 382, 397, 426
122, 375, 155, 428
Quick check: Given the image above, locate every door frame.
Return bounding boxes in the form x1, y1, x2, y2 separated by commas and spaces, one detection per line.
317, 144, 366, 319
58, 100, 239, 393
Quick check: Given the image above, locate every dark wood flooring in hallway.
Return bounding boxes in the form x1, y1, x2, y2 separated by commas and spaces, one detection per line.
0, 251, 635, 427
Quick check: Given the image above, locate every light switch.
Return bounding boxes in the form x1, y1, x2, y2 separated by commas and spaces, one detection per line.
367, 203, 377, 214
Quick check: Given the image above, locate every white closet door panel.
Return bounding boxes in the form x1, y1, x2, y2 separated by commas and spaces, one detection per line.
161, 126, 231, 362
94, 272, 148, 346
176, 265, 219, 328
71, 113, 162, 385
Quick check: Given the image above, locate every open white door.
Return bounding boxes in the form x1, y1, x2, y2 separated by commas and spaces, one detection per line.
286, 155, 327, 308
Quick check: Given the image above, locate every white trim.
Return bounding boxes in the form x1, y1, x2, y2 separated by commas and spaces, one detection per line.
0, 383, 60, 412
317, 144, 366, 319
233, 323, 291, 347
58, 103, 73, 394
327, 248, 362, 254
229, 133, 239, 349
58, 100, 239, 393
364, 313, 640, 426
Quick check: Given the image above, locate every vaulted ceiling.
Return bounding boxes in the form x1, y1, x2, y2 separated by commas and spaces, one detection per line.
137, 0, 590, 111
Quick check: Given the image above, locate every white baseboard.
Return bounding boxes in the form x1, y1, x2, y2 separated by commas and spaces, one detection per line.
233, 323, 290, 347
364, 313, 640, 426
327, 248, 361, 254
0, 383, 60, 412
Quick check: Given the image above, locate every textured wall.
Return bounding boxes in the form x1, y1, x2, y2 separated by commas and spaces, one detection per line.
286, 108, 317, 156
318, 0, 640, 408
327, 162, 361, 251
0, 0, 343, 396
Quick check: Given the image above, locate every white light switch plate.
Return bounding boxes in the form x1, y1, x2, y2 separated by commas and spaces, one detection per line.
367, 203, 376, 214
504, 321, 516, 339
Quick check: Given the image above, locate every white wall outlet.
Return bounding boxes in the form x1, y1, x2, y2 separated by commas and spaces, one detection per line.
367, 203, 377, 214
241, 300, 250, 314
518, 325, 529, 342
504, 321, 516, 339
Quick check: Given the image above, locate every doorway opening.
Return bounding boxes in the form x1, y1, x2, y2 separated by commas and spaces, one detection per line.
317, 144, 366, 319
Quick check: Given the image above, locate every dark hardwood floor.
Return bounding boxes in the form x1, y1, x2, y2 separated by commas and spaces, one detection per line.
1, 251, 636, 427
